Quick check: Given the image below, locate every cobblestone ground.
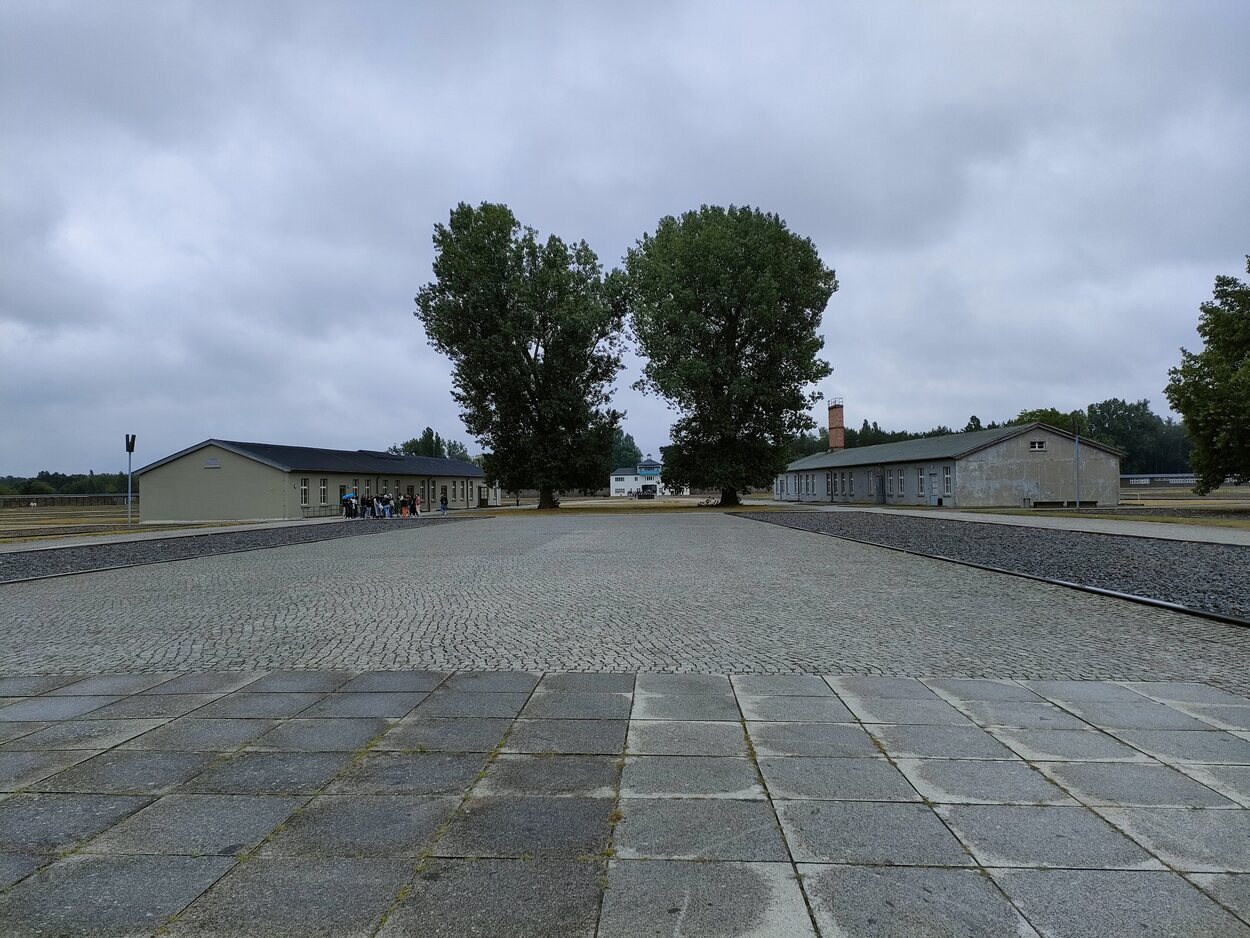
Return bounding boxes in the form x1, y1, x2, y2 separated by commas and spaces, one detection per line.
0, 513, 1247, 692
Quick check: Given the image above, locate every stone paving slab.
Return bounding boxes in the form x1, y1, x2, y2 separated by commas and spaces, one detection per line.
991, 868, 1250, 937
799, 864, 1040, 937
377, 858, 603, 937
614, 798, 789, 861
935, 804, 1164, 870
1, 672, 1249, 935
598, 860, 816, 938
80, 793, 306, 856
1179, 763, 1250, 807
0, 854, 234, 938
256, 794, 456, 858
166, 856, 413, 937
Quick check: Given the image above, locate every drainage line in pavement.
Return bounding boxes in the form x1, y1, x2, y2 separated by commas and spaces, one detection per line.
740, 514, 1250, 631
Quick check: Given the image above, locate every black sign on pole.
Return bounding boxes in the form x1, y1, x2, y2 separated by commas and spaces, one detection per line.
125, 434, 136, 523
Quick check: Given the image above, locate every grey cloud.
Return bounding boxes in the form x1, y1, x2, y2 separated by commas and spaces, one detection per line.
1, 1, 1248, 474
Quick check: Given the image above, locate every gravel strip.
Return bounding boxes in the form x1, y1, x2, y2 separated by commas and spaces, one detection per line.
739, 511, 1250, 620
0, 517, 471, 582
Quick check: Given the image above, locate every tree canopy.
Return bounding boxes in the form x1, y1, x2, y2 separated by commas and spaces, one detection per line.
0, 470, 132, 496
604, 428, 643, 476
414, 202, 624, 508
624, 205, 836, 505
387, 427, 473, 461
1166, 258, 1250, 493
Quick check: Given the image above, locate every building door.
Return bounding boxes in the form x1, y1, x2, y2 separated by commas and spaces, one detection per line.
928, 472, 939, 506
875, 472, 886, 504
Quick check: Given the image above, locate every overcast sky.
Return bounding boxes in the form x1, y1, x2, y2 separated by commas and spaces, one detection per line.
3, 1, 1248, 475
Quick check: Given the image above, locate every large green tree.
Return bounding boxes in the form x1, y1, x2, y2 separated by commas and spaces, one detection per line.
388, 429, 474, 462
1012, 407, 1089, 435
415, 202, 624, 509
389, 427, 447, 458
624, 205, 836, 505
603, 428, 643, 476
1166, 258, 1250, 493
1084, 399, 1165, 474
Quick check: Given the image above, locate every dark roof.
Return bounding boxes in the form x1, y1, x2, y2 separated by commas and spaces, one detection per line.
785, 423, 1123, 471
610, 461, 664, 475
138, 439, 485, 478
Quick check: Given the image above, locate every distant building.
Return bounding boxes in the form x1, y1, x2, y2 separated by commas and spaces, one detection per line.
775, 401, 1122, 508
137, 439, 499, 521
608, 454, 689, 497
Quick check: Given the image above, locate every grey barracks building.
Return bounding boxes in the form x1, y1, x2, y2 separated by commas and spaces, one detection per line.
137, 440, 499, 522
776, 402, 1123, 508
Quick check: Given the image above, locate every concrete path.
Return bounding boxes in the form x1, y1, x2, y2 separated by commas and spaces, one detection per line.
867, 506, 1250, 546
0, 515, 354, 554
1, 671, 1248, 936
753, 500, 1250, 546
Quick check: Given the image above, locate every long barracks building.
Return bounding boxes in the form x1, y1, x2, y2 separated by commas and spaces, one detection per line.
775, 401, 1123, 508
137, 440, 500, 522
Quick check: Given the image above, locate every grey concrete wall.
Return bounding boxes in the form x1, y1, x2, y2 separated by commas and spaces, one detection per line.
958, 430, 1120, 507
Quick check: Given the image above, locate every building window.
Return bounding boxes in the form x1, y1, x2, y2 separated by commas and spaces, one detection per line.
319, 478, 328, 504
615, 476, 624, 482
887, 471, 893, 496
365, 479, 371, 497
897, 468, 905, 496
615, 488, 625, 495
826, 472, 832, 495
352, 479, 359, 496
1029, 440, 1047, 451
300, 478, 309, 506
917, 468, 924, 496
944, 466, 952, 496
849, 473, 854, 496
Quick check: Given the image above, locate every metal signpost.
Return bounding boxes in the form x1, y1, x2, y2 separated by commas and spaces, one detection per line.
125, 434, 136, 524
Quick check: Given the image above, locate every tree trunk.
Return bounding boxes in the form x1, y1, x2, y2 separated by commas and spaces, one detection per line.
719, 487, 741, 507
538, 485, 559, 509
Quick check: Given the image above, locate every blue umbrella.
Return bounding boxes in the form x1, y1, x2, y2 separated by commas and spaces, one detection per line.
341, 492, 356, 500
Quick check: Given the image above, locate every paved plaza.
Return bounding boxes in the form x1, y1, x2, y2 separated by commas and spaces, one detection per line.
1, 513, 1248, 689
1, 671, 1250, 936
1, 513, 1249, 935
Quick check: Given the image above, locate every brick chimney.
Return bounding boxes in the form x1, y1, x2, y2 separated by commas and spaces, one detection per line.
827, 398, 845, 452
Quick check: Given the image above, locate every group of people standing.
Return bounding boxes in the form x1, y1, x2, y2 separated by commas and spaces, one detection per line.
342, 492, 447, 519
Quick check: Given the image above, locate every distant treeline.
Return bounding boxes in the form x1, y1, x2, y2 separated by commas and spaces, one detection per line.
791, 398, 1192, 475
0, 471, 135, 497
